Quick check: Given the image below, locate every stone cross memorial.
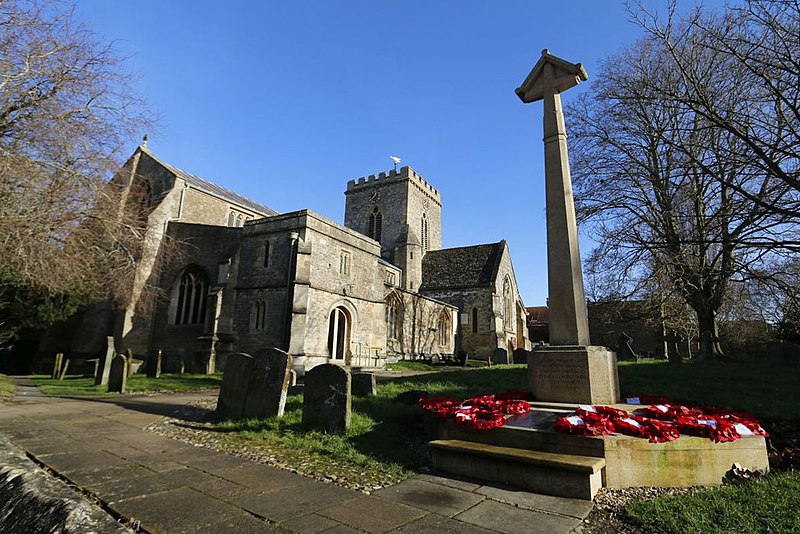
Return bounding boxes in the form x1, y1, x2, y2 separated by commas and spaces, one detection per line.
302, 364, 351, 432
516, 50, 620, 404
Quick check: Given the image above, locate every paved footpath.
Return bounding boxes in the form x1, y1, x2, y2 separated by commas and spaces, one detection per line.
0, 382, 591, 534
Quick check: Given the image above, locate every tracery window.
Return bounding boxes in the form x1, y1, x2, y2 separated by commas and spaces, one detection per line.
174, 268, 207, 325
438, 312, 450, 346
367, 207, 382, 242
227, 212, 235, 227
385, 295, 402, 339
236, 214, 243, 227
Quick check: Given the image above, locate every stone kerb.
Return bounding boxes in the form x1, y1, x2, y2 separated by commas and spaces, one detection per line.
216, 349, 293, 420
107, 354, 127, 394
302, 364, 351, 432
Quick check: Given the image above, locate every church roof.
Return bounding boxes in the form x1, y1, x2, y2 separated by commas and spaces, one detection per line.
141, 146, 278, 217
420, 241, 506, 290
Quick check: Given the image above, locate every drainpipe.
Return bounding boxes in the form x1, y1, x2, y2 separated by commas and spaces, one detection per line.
283, 231, 299, 351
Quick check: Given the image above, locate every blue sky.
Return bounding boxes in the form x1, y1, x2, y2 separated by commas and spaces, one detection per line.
74, 1, 718, 306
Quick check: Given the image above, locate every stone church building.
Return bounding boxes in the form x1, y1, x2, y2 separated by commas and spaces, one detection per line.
52, 144, 529, 374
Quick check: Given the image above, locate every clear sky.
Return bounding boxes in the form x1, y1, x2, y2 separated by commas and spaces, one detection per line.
73, 0, 719, 306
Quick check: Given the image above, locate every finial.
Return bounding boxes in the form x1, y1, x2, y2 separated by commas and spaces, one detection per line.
142, 133, 149, 147
541, 48, 549, 56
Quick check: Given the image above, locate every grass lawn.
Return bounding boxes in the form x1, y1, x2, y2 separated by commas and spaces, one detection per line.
0, 374, 15, 398
31, 373, 222, 395
624, 472, 800, 533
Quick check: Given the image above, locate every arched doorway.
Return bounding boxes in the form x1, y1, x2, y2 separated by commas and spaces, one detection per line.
327, 306, 351, 364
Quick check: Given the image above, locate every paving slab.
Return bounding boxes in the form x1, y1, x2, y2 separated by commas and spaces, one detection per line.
414, 472, 482, 492
281, 513, 342, 533
317, 496, 428, 533
375, 478, 485, 517
476, 483, 593, 519
113, 486, 273, 534
209, 464, 309, 492
454, 499, 582, 534
237, 480, 360, 523
391, 513, 496, 533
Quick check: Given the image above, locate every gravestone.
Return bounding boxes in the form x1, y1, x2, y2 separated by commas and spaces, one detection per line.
517, 50, 619, 404
216, 353, 253, 419
147, 349, 163, 378
94, 337, 115, 386
216, 348, 293, 420
302, 364, 351, 432
352, 372, 377, 396
125, 349, 134, 378
493, 347, 509, 365
58, 359, 69, 380
513, 348, 529, 364
86, 358, 100, 380
52, 353, 63, 379
107, 354, 127, 393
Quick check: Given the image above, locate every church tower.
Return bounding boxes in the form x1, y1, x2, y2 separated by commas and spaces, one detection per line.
344, 166, 442, 291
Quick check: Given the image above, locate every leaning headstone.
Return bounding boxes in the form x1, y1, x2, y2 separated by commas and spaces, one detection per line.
94, 337, 115, 386
243, 349, 293, 419
216, 353, 253, 419
177, 361, 185, 374
513, 348, 529, 364
302, 364, 351, 432
52, 353, 63, 379
58, 359, 70, 380
107, 354, 127, 394
352, 372, 377, 396
86, 358, 100, 380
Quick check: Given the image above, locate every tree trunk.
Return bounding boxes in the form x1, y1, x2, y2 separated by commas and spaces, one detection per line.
695, 309, 725, 361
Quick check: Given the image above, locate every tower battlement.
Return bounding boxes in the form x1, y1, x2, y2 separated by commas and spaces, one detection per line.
346, 165, 441, 200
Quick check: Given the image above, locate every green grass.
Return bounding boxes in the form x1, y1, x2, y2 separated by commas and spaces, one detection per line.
618, 359, 800, 420
216, 364, 528, 487
624, 472, 800, 533
0, 374, 15, 398
385, 360, 434, 372
31, 373, 221, 395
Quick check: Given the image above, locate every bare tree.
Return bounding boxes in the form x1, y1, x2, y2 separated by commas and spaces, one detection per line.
0, 0, 152, 345
569, 7, 799, 360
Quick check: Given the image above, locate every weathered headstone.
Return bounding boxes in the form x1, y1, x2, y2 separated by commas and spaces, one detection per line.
302, 364, 351, 432
216, 348, 293, 420
86, 358, 100, 380
352, 372, 377, 396
517, 50, 619, 404
177, 361, 185, 374
52, 353, 63, 379
216, 353, 253, 419
125, 349, 134, 378
147, 349, 163, 378
94, 337, 115, 386
58, 359, 70, 380
243, 348, 293, 419
493, 347, 509, 365
107, 354, 127, 394
513, 348, 529, 364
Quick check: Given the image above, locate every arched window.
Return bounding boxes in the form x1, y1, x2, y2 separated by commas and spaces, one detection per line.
175, 268, 207, 325
367, 207, 382, 242
327, 307, 350, 360
385, 294, 402, 339
236, 214, 243, 227
227, 212, 235, 227
503, 277, 514, 329
421, 213, 429, 252
263, 241, 270, 268
472, 307, 478, 333
438, 312, 450, 346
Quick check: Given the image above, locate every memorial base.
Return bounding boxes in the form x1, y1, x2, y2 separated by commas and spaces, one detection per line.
528, 345, 619, 404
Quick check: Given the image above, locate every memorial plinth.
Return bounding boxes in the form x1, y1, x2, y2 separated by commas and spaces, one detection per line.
517, 50, 620, 404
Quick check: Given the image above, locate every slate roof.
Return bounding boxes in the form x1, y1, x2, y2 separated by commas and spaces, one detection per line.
142, 146, 278, 217
420, 241, 506, 290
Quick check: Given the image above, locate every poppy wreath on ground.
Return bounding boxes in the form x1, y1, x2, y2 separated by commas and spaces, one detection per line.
419, 391, 532, 431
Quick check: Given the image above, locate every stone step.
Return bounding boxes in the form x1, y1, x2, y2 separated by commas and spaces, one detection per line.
429, 439, 605, 500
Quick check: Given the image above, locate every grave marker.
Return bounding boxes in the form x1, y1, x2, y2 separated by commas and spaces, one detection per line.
107, 354, 127, 393
302, 364, 351, 432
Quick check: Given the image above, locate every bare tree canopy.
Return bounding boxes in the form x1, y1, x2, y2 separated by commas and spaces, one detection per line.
0, 0, 151, 343
570, 1, 800, 360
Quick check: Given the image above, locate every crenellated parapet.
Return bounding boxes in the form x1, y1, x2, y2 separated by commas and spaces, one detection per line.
346, 166, 441, 204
